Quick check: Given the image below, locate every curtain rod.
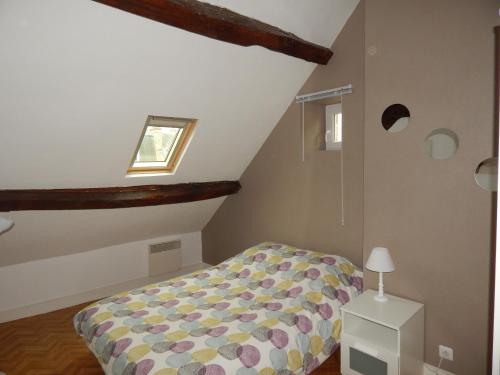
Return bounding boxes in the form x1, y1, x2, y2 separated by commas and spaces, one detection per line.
295, 84, 353, 103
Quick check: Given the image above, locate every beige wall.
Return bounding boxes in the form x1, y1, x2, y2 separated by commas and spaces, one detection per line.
203, 1, 499, 374
202, 3, 365, 267
363, 0, 498, 374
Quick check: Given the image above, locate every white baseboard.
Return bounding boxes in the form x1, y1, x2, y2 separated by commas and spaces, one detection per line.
423, 363, 454, 375
0, 263, 210, 323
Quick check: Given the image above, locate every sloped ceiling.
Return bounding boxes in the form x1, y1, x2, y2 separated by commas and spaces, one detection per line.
0, 0, 359, 266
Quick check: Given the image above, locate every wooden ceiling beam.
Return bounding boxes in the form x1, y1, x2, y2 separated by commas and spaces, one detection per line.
92, 0, 333, 65
0, 181, 241, 211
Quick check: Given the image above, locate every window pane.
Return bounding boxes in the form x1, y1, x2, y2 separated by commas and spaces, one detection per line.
334, 113, 342, 143
135, 126, 181, 163
127, 116, 196, 176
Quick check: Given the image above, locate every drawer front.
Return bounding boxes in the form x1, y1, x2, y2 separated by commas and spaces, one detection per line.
341, 333, 399, 375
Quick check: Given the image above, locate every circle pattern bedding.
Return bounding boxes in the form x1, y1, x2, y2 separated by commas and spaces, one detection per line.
74, 242, 363, 375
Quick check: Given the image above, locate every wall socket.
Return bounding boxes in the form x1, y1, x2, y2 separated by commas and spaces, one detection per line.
439, 345, 454, 361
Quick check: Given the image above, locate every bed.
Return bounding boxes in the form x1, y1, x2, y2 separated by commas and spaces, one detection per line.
74, 242, 363, 375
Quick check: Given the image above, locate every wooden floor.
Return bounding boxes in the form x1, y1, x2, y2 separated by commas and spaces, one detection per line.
0, 302, 340, 375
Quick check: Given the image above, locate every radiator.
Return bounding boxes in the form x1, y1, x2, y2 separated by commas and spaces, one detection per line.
148, 240, 182, 276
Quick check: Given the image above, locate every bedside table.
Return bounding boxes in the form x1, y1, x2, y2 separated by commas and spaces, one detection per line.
340, 289, 424, 375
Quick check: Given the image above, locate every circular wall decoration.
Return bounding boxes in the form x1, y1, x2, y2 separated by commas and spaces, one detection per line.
423, 128, 459, 160
381, 104, 410, 132
475, 157, 498, 192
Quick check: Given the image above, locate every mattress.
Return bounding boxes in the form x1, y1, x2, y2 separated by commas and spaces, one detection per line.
74, 242, 363, 375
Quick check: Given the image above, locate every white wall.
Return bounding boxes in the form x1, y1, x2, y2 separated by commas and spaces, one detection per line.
0, 231, 202, 312
0, 0, 357, 268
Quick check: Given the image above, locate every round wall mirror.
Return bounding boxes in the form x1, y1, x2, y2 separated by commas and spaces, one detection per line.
475, 157, 498, 192
423, 128, 459, 160
381, 104, 410, 132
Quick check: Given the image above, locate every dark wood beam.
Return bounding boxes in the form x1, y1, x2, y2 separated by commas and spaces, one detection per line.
92, 0, 333, 65
0, 181, 241, 211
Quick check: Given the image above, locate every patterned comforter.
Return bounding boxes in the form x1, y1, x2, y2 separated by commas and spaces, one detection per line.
74, 242, 363, 375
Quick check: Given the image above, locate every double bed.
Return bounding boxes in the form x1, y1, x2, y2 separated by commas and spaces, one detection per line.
74, 242, 363, 375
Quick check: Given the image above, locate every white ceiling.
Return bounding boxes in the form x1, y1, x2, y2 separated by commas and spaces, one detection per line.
0, 0, 359, 266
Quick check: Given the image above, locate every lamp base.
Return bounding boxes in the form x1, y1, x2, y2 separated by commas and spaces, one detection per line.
374, 272, 389, 302
374, 294, 388, 303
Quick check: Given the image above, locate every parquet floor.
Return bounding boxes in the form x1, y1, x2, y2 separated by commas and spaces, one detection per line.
0, 302, 340, 375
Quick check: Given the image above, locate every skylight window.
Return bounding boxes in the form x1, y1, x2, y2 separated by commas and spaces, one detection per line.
127, 116, 196, 176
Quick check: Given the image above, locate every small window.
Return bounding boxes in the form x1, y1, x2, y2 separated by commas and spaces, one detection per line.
325, 103, 342, 150
127, 116, 196, 176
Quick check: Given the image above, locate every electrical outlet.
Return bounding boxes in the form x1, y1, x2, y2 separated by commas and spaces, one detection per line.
439, 345, 454, 361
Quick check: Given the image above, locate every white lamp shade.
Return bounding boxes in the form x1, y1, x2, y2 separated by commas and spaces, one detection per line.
0, 217, 14, 234
366, 247, 395, 273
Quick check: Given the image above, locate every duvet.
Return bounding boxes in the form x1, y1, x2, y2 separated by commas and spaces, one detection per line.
74, 242, 363, 375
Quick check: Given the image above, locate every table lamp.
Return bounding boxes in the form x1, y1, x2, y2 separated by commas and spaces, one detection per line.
366, 247, 395, 302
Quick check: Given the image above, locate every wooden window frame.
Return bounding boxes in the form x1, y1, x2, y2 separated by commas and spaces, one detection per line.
127, 116, 196, 176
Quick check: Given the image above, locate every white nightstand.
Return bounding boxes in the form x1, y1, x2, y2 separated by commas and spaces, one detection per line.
340, 289, 424, 375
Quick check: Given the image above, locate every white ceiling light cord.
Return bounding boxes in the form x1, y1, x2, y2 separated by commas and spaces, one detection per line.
301, 102, 305, 162
296, 85, 353, 225
340, 93, 345, 226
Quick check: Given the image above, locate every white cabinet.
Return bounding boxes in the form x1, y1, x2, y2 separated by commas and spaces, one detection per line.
340, 290, 424, 375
